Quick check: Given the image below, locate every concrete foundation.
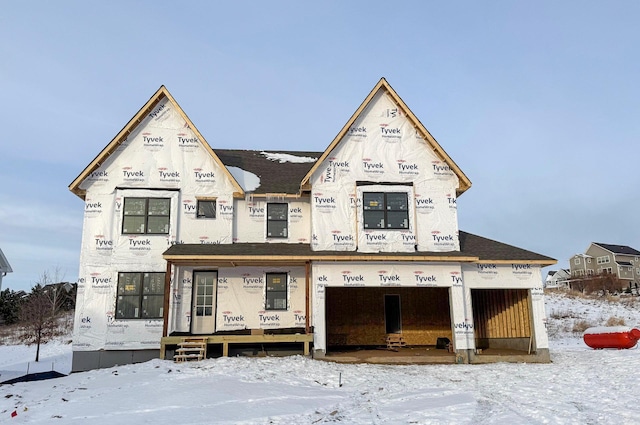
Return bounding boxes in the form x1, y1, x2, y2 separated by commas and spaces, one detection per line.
72, 350, 159, 372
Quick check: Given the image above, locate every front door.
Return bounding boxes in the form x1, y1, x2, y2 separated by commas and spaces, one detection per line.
384, 294, 402, 334
191, 271, 217, 334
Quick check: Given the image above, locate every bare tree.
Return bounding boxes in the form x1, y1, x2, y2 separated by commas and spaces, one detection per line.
18, 268, 70, 362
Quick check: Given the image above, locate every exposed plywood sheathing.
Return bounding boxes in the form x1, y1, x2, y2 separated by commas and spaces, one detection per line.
471, 289, 531, 340
326, 287, 452, 347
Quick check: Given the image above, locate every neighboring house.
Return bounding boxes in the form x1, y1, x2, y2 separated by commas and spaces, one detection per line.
569, 243, 640, 291
0, 247, 13, 291
544, 269, 570, 288
68, 78, 556, 372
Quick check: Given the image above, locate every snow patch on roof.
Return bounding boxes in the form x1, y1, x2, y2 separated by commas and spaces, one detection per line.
261, 151, 317, 163
228, 167, 260, 192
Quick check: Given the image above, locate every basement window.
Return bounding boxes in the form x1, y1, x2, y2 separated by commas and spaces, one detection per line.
266, 272, 287, 310
267, 203, 288, 238
116, 272, 165, 319
362, 192, 409, 229
122, 198, 170, 234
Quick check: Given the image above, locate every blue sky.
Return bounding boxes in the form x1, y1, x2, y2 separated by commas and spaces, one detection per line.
1, 1, 639, 291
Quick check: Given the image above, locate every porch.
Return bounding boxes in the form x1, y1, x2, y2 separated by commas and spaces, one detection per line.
160, 333, 314, 360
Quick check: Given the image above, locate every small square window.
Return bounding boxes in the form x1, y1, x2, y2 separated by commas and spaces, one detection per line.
197, 200, 216, 219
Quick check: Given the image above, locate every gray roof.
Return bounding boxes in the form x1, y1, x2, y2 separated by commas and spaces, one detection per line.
0, 248, 12, 273
594, 243, 640, 256
214, 149, 321, 194
616, 261, 632, 267
164, 231, 555, 264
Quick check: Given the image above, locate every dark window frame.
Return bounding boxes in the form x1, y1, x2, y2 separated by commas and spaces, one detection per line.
266, 203, 288, 239
116, 272, 165, 319
196, 199, 217, 219
122, 197, 170, 235
362, 191, 409, 230
265, 272, 288, 311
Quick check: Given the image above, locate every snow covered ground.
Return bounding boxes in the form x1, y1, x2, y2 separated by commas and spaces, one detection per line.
1, 291, 639, 424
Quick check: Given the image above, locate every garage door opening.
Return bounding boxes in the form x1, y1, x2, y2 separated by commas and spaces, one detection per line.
325, 287, 452, 351
471, 288, 533, 353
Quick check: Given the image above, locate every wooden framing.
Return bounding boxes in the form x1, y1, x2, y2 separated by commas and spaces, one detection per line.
471, 289, 531, 340
163, 254, 480, 266
160, 334, 314, 359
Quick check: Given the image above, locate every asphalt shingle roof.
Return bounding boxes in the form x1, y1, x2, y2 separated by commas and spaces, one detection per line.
594, 243, 640, 256
214, 149, 321, 194
164, 231, 555, 264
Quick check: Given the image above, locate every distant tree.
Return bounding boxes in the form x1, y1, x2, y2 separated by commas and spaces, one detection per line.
0, 288, 27, 324
18, 268, 71, 362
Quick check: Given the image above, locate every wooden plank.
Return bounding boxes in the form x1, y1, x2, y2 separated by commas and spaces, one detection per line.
162, 261, 171, 337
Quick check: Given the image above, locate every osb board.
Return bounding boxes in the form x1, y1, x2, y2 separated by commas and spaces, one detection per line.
326, 287, 452, 346
471, 289, 531, 339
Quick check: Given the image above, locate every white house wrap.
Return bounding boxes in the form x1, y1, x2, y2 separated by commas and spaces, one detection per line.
69, 79, 555, 371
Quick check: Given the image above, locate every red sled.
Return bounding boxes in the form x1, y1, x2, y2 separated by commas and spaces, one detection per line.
583, 326, 640, 349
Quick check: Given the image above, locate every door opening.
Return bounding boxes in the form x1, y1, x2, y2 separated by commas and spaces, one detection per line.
384, 294, 402, 334
191, 271, 217, 334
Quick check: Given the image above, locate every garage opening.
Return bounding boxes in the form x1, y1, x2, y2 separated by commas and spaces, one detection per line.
325, 287, 452, 350
471, 288, 532, 352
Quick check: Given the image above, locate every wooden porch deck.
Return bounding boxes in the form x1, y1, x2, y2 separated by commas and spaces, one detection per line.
160, 333, 314, 359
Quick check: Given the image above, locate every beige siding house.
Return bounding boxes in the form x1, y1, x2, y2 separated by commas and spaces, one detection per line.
569, 243, 640, 290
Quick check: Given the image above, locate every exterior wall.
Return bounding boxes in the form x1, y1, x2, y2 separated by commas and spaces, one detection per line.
583, 245, 639, 282
570, 255, 594, 277
309, 90, 460, 253
168, 266, 307, 335
74, 97, 238, 357
233, 198, 311, 243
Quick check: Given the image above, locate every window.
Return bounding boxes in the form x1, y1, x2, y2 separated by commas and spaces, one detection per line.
267, 203, 288, 238
597, 255, 610, 265
116, 272, 165, 319
122, 198, 170, 234
587, 258, 591, 264
266, 273, 287, 310
362, 192, 408, 229
196, 199, 216, 219
574, 258, 580, 265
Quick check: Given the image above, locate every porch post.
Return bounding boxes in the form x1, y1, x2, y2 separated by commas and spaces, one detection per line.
305, 260, 311, 334
162, 260, 172, 337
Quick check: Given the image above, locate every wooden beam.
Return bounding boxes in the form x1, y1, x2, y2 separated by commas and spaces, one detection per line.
305, 261, 310, 334
162, 260, 172, 337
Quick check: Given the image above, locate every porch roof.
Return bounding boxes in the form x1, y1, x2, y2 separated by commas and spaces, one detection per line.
162, 231, 556, 266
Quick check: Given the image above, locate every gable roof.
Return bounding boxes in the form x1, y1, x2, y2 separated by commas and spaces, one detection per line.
0, 248, 12, 273
163, 230, 556, 266
300, 78, 472, 196
68, 86, 244, 200
593, 243, 640, 256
